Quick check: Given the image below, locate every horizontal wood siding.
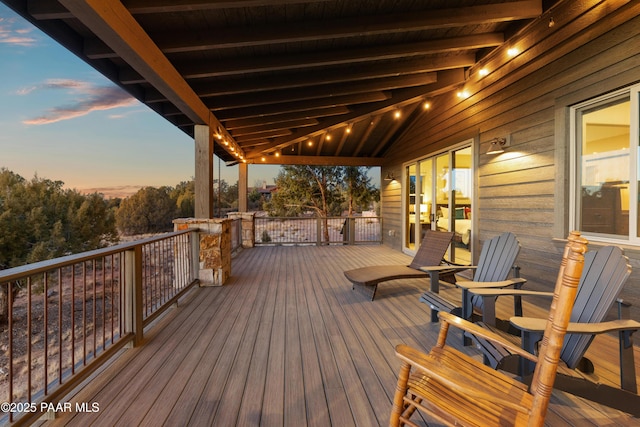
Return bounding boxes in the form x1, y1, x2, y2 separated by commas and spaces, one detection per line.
381, 171, 403, 249
382, 2, 640, 318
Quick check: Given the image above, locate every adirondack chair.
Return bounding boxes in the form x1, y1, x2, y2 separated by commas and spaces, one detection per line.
390, 232, 587, 427
468, 244, 640, 416
344, 230, 453, 300
419, 231, 525, 327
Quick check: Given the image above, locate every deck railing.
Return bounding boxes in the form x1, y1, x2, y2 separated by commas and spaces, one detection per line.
0, 230, 198, 425
255, 216, 382, 245
229, 217, 243, 253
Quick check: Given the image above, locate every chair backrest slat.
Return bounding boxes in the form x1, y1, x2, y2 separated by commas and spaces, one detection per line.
562, 245, 630, 368
470, 232, 521, 310
474, 232, 520, 282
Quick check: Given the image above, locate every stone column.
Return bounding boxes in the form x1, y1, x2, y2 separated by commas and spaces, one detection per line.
174, 218, 231, 286
227, 212, 256, 248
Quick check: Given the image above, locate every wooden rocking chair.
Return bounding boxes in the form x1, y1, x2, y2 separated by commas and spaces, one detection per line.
389, 232, 587, 427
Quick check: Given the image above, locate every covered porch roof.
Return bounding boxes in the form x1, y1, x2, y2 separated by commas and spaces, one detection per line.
3, 0, 555, 166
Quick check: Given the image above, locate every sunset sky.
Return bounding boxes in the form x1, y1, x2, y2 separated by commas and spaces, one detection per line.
0, 3, 280, 197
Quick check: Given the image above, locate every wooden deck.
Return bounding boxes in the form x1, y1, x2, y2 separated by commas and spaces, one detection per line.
44, 245, 639, 426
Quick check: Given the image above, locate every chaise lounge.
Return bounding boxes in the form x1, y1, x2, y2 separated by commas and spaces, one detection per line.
344, 230, 454, 300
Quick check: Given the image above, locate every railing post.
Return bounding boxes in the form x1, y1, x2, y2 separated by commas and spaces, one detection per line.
349, 217, 356, 245
316, 217, 322, 246
190, 230, 200, 284
124, 247, 144, 346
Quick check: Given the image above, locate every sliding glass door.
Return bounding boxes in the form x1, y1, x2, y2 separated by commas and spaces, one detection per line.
404, 144, 473, 264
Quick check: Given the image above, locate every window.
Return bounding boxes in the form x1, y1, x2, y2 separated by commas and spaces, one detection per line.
570, 84, 640, 243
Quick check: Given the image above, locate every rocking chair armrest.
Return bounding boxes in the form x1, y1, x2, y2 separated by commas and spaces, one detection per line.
456, 278, 527, 290
438, 312, 538, 362
395, 344, 532, 414
511, 317, 640, 334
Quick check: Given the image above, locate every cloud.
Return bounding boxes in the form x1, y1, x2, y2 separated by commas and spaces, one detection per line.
20, 79, 138, 125
0, 16, 37, 46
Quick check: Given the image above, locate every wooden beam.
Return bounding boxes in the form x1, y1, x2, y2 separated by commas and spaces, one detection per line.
57, 0, 239, 158
135, 55, 475, 91
175, 33, 504, 79
82, 2, 541, 56
238, 162, 248, 212
214, 92, 389, 121
194, 124, 214, 219
252, 155, 383, 167
30, 0, 334, 19
222, 107, 349, 130
207, 73, 438, 111
231, 118, 319, 137
235, 130, 292, 142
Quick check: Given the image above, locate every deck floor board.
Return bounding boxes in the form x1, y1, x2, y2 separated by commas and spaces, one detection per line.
45, 245, 640, 426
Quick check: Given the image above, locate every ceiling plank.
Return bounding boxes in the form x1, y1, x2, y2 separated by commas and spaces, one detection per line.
353, 115, 382, 157
371, 102, 421, 157
334, 124, 353, 157
174, 33, 504, 79
57, 0, 239, 156
248, 69, 464, 159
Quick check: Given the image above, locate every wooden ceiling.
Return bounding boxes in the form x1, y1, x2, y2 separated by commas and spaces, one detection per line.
4, 0, 551, 165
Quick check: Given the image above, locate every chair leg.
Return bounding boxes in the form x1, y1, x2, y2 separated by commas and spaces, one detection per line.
619, 330, 637, 393
390, 361, 411, 427
370, 284, 378, 301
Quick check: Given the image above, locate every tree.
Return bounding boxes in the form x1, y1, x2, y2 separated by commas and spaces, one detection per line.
66, 192, 119, 251
0, 168, 119, 323
115, 186, 177, 234
171, 180, 195, 218
266, 165, 344, 242
342, 166, 379, 216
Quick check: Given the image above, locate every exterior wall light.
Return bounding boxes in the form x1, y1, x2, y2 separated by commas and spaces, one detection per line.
486, 136, 510, 154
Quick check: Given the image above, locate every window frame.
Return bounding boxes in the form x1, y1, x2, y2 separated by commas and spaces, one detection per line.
569, 84, 640, 244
